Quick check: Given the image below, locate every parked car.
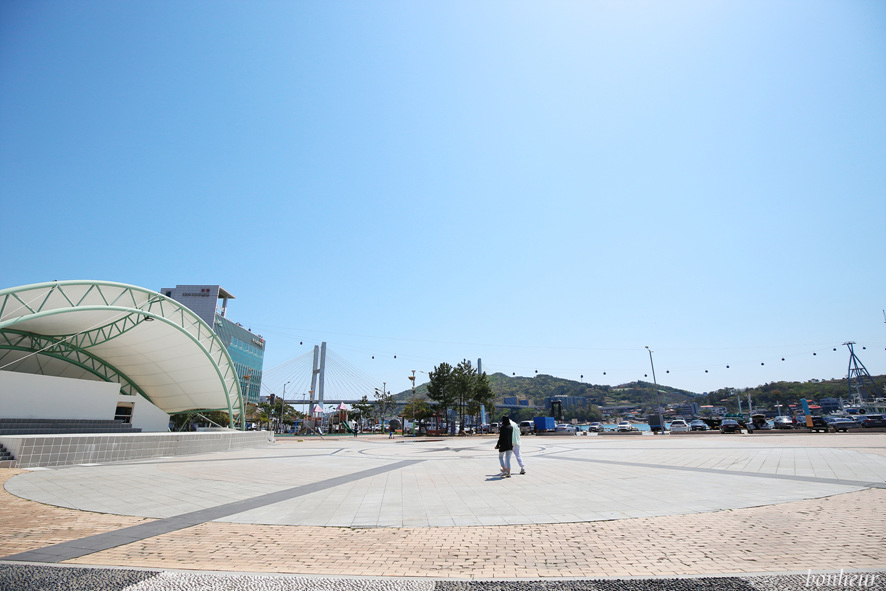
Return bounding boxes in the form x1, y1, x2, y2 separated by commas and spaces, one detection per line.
772, 416, 794, 429
555, 423, 576, 433
689, 420, 709, 431
793, 417, 811, 429
617, 421, 632, 432
587, 422, 604, 432
747, 414, 772, 432
519, 421, 533, 435
824, 417, 860, 432
669, 419, 691, 433
859, 414, 886, 428
804, 416, 831, 433
719, 419, 742, 434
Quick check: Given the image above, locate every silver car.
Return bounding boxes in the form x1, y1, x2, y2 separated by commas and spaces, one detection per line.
689, 420, 708, 431
772, 416, 794, 429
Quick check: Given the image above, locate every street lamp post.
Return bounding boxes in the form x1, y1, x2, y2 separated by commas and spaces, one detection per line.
408, 370, 417, 436
307, 389, 314, 432
375, 382, 388, 432
280, 381, 290, 434
646, 347, 666, 434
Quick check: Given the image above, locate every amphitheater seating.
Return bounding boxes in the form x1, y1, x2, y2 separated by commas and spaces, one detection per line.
0, 418, 142, 436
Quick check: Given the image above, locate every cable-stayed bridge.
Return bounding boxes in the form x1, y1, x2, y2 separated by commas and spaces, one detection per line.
261, 343, 383, 407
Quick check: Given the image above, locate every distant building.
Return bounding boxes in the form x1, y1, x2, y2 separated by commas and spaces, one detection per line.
160, 285, 265, 405
546, 396, 596, 411
819, 397, 841, 413
676, 403, 700, 417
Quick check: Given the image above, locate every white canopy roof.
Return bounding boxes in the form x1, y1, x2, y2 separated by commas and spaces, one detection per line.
0, 281, 243, 425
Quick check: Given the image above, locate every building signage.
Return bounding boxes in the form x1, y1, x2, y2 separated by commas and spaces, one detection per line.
181, 288, 214, 297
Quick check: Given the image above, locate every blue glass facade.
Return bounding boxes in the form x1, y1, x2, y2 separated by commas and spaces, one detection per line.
213, 314, 265, 405
160, 284, 266, 407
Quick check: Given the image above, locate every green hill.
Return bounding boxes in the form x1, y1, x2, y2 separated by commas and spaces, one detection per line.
393, 371, 886, 417
394, 372, 697, 407
697, 376, 885, 414
486, 373, 697, 408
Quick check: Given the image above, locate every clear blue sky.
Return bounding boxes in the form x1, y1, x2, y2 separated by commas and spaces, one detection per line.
2, 1, 884, 397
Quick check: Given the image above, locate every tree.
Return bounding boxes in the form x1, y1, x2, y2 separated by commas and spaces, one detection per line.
256, 401, 273, 430
351, 395, 375, 428
472, 369, 496, 424
427, 362, 457, 430
403, 398, 434, 434
279, 403, 301, 431
374, 388, 396, 423
429, 360, 496, 433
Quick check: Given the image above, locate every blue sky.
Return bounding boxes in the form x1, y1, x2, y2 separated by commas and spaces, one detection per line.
2, 1, 884, 397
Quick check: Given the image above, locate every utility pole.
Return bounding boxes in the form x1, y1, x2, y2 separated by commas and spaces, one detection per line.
409, 370, 416, 436
645, 347, 665, 434
281, 381, 290, 433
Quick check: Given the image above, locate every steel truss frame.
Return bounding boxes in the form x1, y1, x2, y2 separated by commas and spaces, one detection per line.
0, 281, 244, 429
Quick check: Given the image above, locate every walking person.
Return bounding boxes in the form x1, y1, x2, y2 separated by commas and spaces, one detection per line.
495, 416, 514, 477
510, 416, 526, 475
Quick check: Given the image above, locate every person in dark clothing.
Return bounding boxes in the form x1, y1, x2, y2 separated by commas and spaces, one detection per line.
495, 416, 515, 477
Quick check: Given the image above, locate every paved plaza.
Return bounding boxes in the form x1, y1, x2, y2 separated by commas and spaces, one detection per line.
1, 432, 885, 589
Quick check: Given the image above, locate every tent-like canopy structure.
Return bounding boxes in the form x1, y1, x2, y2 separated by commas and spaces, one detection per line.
0, 280, 243, 428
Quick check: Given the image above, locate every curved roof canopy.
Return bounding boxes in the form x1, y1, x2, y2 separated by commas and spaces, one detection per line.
0, 281, 243, 427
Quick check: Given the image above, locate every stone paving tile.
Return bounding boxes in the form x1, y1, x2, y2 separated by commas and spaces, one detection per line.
2, 434, 885, 580
0, 469, 153, 557
52, 488, 886, 578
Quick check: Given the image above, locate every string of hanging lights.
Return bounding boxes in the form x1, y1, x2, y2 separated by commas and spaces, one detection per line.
278, 336, 884, 389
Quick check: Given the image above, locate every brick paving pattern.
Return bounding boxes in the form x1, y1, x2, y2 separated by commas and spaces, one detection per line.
1, 433, 884, 581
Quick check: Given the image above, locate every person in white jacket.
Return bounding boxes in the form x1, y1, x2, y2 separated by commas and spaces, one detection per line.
508, 416, 526, 475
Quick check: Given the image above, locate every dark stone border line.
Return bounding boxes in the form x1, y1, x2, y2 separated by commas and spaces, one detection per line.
2, 459, 423, 564
1, 565, 884, 591
554, 456, 886, 489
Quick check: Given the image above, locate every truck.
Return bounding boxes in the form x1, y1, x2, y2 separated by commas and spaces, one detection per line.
533, 416, 556, 432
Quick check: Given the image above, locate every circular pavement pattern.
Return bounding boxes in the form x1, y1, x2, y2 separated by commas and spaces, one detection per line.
5, 434, 886, 528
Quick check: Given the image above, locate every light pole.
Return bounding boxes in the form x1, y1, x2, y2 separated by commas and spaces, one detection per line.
408, 370, 417, 436
645, 347, 666, 434
307, 389, 314, 432
375, 382, 388, 432
280, 381, 290, 434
